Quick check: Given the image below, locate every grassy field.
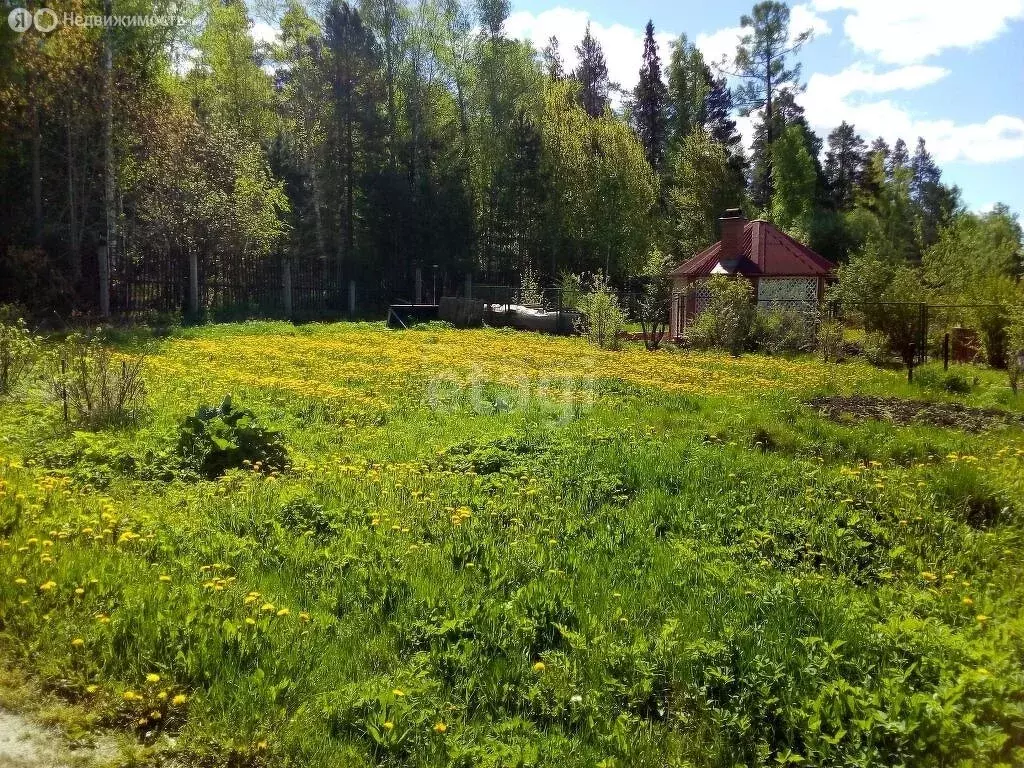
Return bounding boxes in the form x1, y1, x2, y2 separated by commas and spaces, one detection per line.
1, 321, 1023, 767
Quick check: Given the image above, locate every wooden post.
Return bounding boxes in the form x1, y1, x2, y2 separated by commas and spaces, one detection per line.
282, 259, 293, 319
415, 268, 423, 305
464, 274, 472, 299
188, 251, 199, 317
943, 332, 950, 370
348, 280, 356, 316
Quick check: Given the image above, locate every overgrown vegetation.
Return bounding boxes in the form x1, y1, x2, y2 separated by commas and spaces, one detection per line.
1, 322, 1022, 767
46, 334, 147, 429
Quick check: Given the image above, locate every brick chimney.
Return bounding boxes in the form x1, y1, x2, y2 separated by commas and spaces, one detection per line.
718, 208, 745, 260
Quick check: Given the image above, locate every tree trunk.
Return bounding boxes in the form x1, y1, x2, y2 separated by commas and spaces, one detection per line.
66, 113, 81, 282
32, 105, 42, 245
100, 0, 115, 317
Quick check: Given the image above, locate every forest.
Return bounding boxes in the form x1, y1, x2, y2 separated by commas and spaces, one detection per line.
0, 0, 1021, 318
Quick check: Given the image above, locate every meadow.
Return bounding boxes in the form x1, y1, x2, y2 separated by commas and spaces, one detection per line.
1, 321, 1023, 767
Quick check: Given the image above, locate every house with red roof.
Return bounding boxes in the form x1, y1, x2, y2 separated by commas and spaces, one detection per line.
668, 209, 837, 338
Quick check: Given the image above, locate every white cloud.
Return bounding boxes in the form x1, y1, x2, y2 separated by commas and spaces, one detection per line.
802, 64, 1024, 163
790, 4, 832, 39
250, 20, 278, 45
505, 7, 675, 100
696, 4, 828, 69
812, 0, 1024, 64
694, 26, 743, 69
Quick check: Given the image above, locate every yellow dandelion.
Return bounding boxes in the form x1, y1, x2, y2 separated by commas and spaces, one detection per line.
434, 721, 447, 734
276, 607, 290, 617
171, 694, 188, 706
532, 661, 545, 673
146, 673, 161, 684
383, 721, 394, 731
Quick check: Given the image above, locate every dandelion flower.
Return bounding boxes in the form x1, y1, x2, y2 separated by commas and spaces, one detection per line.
392, 689, 404, 697
146, 673, 161, 684
532, 661, 545, 673
159, 575, 171, 583
171, 694, 188, 706
962, 597, 974, 606
383, 721, 394, 731
14, 578, 26, 585
976, 614, 989, 623
276, 607, 290, 617
85, 685, 98, 694
434, 722, 447, 734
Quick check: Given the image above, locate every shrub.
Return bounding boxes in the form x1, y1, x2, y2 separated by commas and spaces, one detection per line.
914, 366, 974, 395
862, 331, 889, 366
177, 394, 289, 478
817, 318, 845, 362
688, 276, 755, 356
751, 307, 817, 355
0, 314, 41, 396
47, 334, 147, 428
577, 271, 625, 350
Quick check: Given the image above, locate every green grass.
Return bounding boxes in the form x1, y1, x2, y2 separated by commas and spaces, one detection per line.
0, 322, 1022, 767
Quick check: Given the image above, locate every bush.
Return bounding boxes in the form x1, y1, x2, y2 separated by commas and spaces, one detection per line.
817, 318, 845, 362
47, 334, 147, 428
577, 272, 625, 350
914, 366, 974, 395
0, 314, 41, 396
751, 307, 817, 355
177, 394, 289, 478
688, 276, 755, 356
862, 331, 889, 366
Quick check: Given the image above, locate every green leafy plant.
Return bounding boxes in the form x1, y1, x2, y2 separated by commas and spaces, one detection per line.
177, 394, 289, 478
688, 275, 756, 356
0, 314, 40, 396
577, 271, 625, 349
751, 306, 817, 355
47, 334, 147, 428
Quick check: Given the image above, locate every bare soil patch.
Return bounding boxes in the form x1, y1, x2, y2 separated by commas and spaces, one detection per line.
808, 395, 1024, 432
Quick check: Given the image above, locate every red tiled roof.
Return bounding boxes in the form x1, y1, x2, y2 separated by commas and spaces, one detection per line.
669, 219, 836, 278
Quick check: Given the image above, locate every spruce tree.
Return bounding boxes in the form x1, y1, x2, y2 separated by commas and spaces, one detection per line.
574, 24, 610, 118
632, 21, 669, 173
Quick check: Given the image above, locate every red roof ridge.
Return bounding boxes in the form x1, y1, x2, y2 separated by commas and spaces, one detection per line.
669, 218, 835, 277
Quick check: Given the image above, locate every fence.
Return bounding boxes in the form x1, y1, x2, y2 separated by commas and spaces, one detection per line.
111, 252, 398, 321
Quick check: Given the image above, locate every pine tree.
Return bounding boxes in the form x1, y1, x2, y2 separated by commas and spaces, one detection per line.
542, 36, 564, 80
632, 21, 668, 173
703, 71, 747, 194
574, 24, 609, 118
887, 138, 909, 180
824, 121, 866, 210
911, 137, 960, 250
730, 1, 812, 202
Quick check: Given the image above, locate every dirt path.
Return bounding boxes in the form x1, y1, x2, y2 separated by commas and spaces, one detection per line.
0, 708, 114, 768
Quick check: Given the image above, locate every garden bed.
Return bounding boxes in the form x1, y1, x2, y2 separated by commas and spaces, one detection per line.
808, 394, 1024, 432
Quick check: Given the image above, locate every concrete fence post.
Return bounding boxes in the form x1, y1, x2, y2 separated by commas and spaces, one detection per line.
464, 274, 472, 299
415, 268, 423, 305
282, 259, 293, 319
188, 251, 199, 316
348, 280, 356, 316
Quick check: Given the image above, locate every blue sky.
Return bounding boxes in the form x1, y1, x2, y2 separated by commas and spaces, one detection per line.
502, 0, 1024, 215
